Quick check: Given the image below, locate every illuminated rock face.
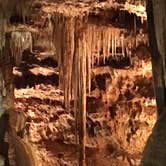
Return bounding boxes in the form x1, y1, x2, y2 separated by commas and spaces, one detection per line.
0, 0, 153, 165
141, 110, 166, 166
51, 11, 148, 110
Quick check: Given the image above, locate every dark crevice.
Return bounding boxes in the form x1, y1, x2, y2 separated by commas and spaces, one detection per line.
14, 51, 59, 89
89, 8, 147, 30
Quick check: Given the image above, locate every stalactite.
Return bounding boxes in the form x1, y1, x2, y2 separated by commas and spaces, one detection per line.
112, 32, 115, 58
107, 29, 111, 60
115, 34, 117, 60
86, 25, 92, 94
63, 17, 75, 110
0, 16, 7, 54
52, 13, 64, 89
102, 27, 106, 64
134, 15, 137, 49
134, 15, 137, 34
95, 28, 98, 63
95, 28, 98, 65
0, 0, 32, 53
128, 41, 132, 65
74, 21, 87, 165
73, 34, 79, 144
10, 31, 32, 65
35, 13, 54, 52
91, 25, 97, 67
121, 33, 125, 57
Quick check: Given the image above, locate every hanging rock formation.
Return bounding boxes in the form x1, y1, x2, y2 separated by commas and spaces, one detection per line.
0, 0, 148, 165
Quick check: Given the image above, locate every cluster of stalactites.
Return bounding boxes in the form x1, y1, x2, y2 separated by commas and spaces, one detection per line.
52, 12, 148, 111
52, 13, 88, 115
52, 14, 87, 146
86, 24, 148, 66
10, 31, 32, 65
0, 0, 32, 56
53, 14, 125, 108
87, 25, 127, 66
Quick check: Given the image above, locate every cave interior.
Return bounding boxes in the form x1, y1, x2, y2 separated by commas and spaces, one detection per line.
0, 0, 159, 166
